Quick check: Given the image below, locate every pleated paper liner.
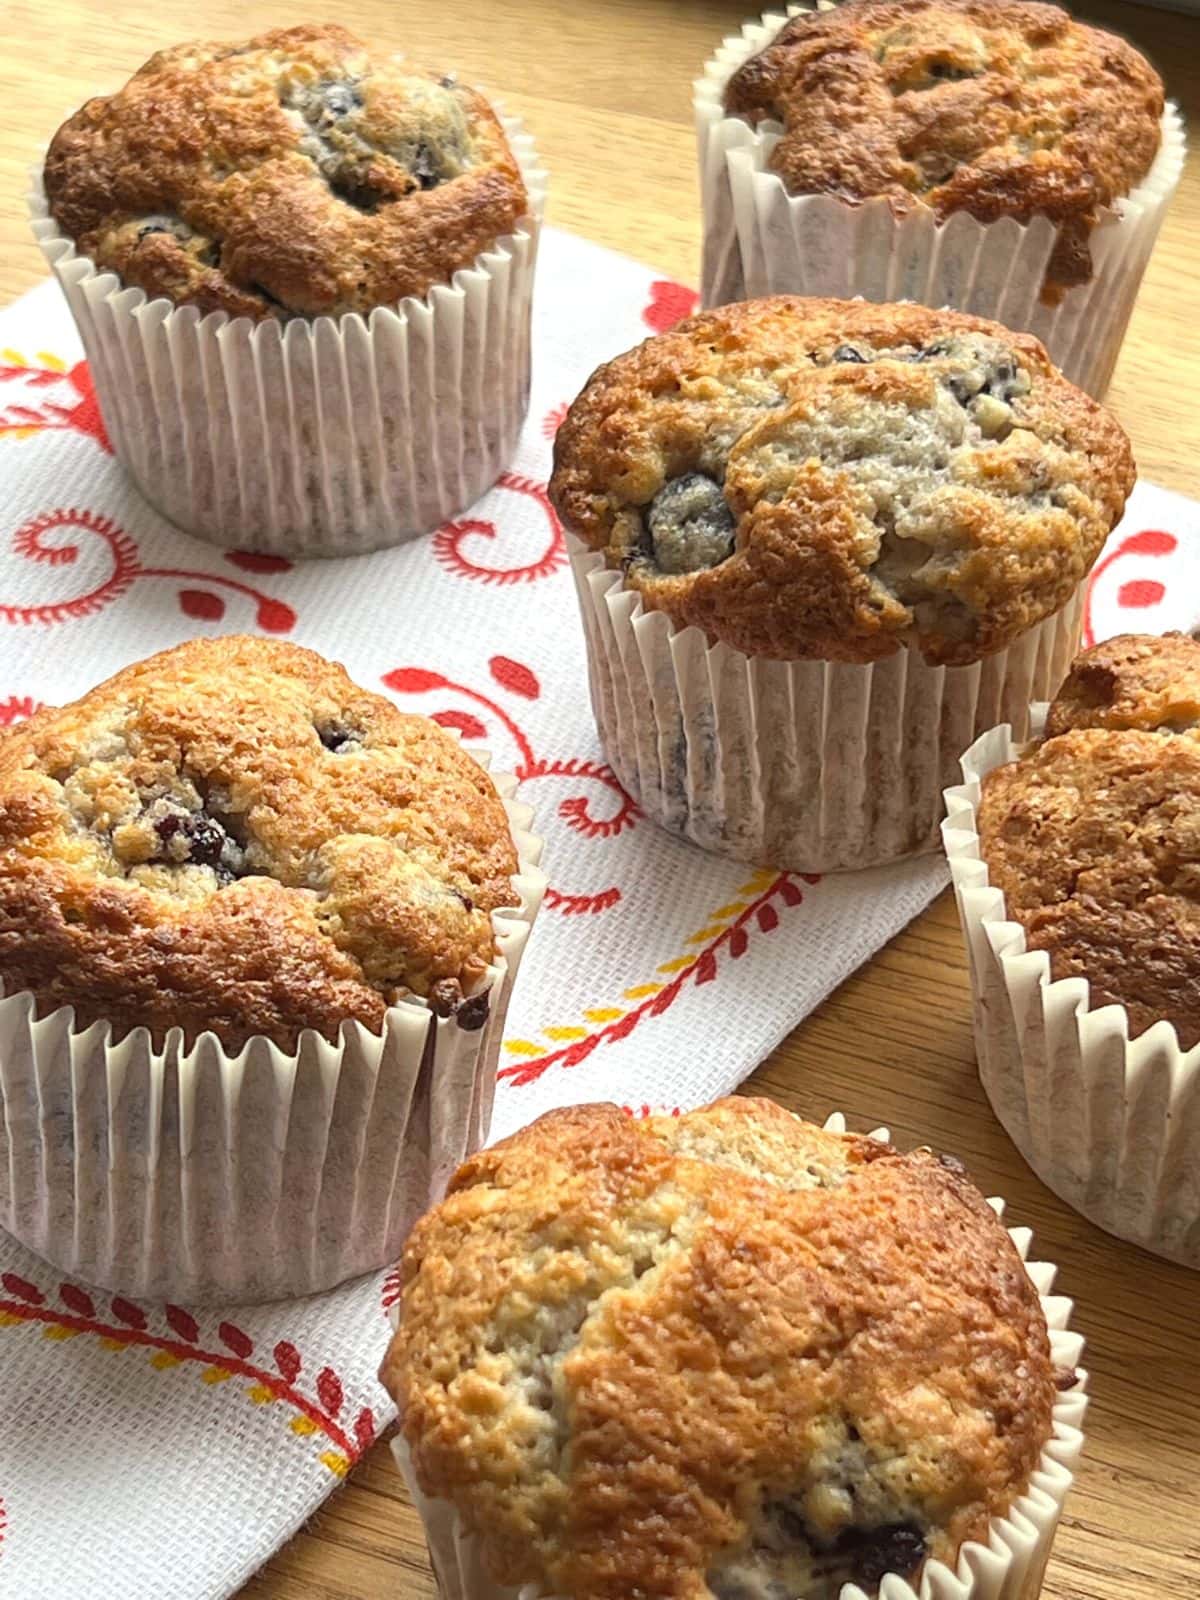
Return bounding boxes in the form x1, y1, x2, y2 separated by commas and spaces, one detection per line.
29, 110, 547, 558
571, 540, 1081, 873
944, 713, 1200, 1269
695, 5, 1185, 397
389, 1113, 1088, 1600
0, 764, 546, 1305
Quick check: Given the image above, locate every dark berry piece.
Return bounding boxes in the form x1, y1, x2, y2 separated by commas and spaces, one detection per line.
411, 142, 442, 191
452, 887, 475, 912
645, 472, 735, 575
182, 815, 228, 869
317, 721, 362, 753
831, 343, 868, 363
938, 1151, 967, 1174
835, 1521, 927, 1588
455, 991, 490, 1031
1055, 1366, 1080, 1390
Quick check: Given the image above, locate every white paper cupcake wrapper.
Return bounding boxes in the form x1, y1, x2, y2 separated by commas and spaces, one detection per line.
0, 762, 546, 1304
695, 7, 1185, 396
28, 110, 547, 558
943, 714, 1200, 1268
569, 539, 1081, 872
389, 1112, 1088, 1600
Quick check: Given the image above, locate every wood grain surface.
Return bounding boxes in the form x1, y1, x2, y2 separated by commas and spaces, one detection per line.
3, 3, 1198, 1597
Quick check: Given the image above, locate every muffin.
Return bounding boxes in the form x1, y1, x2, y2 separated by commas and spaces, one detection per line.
0, 635, 545, 1302
31, 24, 547, 555
381, 1099, 1087, 1600
944, 632, 1200, 1267
696, 0, 1184, 396
551, 296, 1133, 871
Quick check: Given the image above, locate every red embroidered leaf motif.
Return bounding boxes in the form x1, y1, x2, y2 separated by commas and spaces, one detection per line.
2, 1273, 44, 1305
1118, 529, 1177, 558
317, 1367, 344, 1418
111, 1297, 147, 1330
609, 1010, 641, 1042
777, 877, 804, 908
179, 589, 225, 622
1117, 579, 1166, 609
562, 1035, 598, 1067
226, 551, 294, 574
757, 903, 779, 934
59, 1284, 95, 1318
729, 926, 749, 959
353, 1408, 376, 1452
489, 656, 540, 700
694, 949, 718, 986
650, 982, 679, 1016
255, 597, 297, 634
643, 280, 700, 334
383, 667, 450, 695
432, 709, 489, 741
165, 1306, 199, 1343
274, 1341, 302, 1384
218, 1321, 254, 1359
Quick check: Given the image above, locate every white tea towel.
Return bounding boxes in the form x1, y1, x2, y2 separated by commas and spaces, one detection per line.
0, 227, 1195, 1597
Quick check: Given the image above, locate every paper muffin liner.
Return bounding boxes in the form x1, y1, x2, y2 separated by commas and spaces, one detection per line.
569, 539, 1081, 872
389, 1112, 1088, 1600
695, 6, 1185, 397
944, 713, 1200, 1268
0, 763, 546, 1304
28, 110, 547, 558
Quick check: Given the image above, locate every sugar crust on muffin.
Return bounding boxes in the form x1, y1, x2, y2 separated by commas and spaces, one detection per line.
979, 632, 1200, 1048
723, 0, 1165, 299
550, 297, 1133, 666
384, 1098, 1055, 1600
0, 635, 518, 1051
43, 23, 528, 320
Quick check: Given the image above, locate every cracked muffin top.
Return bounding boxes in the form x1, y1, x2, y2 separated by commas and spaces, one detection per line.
43, 23, 528, 320
0, 635, 519, 1052
383, 1098, 1055, 1600
723, 0, 1164, 300
549, 297, 1133, 666
979, 632, 1200, 1048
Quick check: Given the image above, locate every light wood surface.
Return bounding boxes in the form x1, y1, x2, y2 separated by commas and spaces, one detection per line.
4, 3, 1199, 1598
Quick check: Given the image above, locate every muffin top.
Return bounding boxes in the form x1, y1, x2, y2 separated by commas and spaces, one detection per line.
550, 297, 1133, 666
979, 632, 1200, 1048
723, 0, 1164, 299
383, 1098, 1055, 1600
43, 23, 528, 321
0, 636, 518, 1052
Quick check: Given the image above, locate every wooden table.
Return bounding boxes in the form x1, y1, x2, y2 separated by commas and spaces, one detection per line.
4, 2, 1198, 1596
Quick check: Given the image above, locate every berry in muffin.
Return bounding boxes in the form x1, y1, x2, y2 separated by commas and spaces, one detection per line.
43, 23, 528, 319
0, 636, 518, 1051
551, 297, 1133, 667
723, 0, 1165, 300
383, 1098, 1056, 1600
978, 632, 1200, 1048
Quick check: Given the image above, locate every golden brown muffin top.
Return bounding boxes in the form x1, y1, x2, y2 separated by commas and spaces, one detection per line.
723, 0, 1164, 299
550, 298, 1132, 666
43, 23, 528, 320
979, 633, 1200, 1048
0, 635, 519, 1052
383, 1098, 1054, 1600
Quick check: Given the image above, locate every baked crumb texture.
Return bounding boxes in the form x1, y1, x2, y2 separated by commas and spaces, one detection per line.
979, 632, 1200, 1048
0, 635, 518, 1051
44, 23, 528, 319
550, 297, 1133, 666
386, 1098, 1055, 1600
724, 0, 1164, 298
